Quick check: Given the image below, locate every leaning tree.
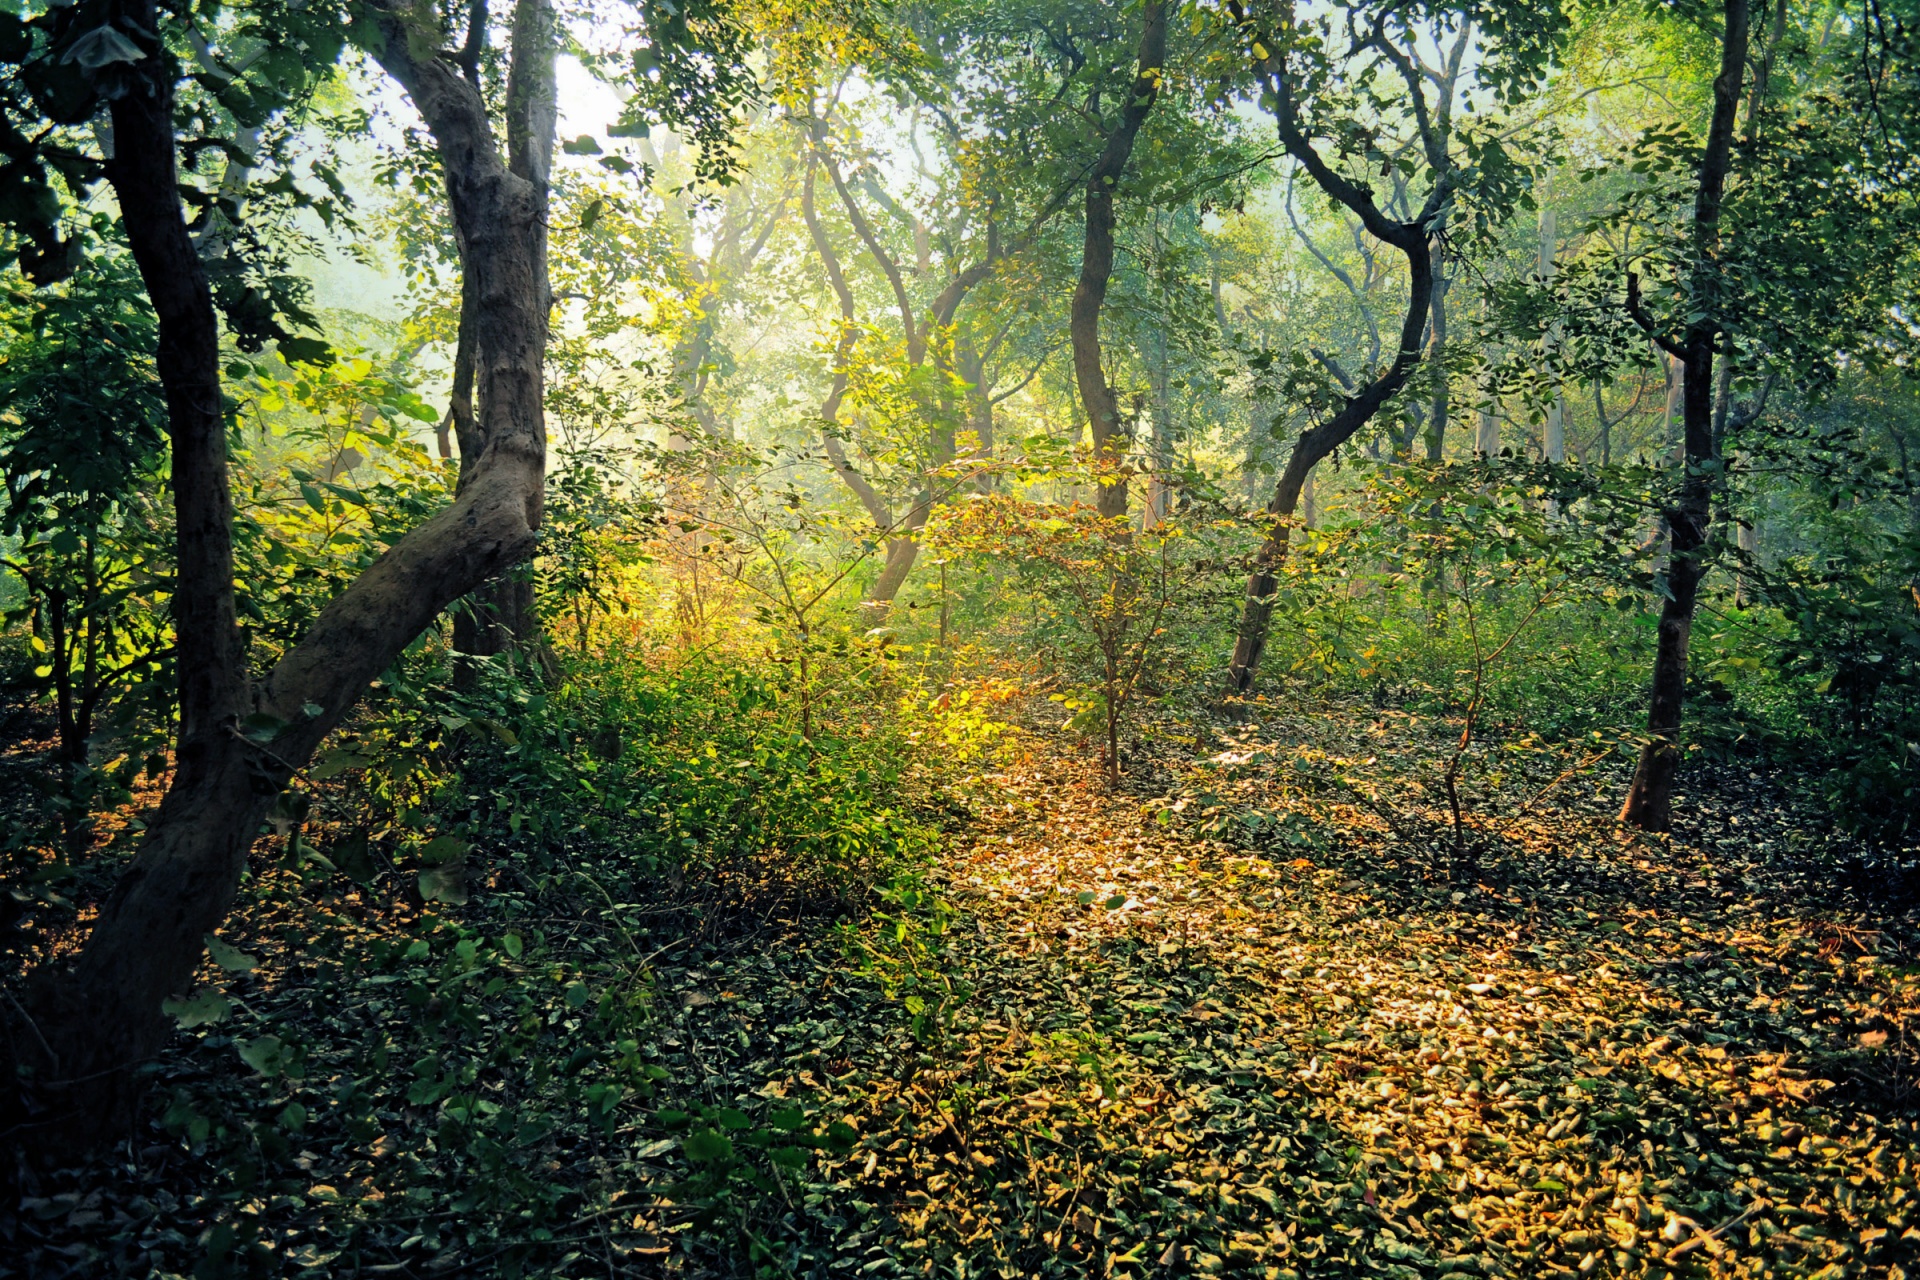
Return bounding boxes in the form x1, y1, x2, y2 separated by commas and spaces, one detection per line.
0, 0, 748, 1149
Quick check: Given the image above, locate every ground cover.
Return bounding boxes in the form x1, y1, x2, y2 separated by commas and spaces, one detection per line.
5, 701, 1917, 1279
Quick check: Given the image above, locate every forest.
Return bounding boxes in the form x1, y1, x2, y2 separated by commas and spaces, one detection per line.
0, 0, 1917, 1275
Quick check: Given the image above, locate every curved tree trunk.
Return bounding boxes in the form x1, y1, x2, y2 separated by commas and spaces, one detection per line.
1223, 9, 1445, 695
10, 0, 557, 1153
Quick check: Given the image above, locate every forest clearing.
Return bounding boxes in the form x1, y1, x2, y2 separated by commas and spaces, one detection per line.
0, 0, 1917, 1276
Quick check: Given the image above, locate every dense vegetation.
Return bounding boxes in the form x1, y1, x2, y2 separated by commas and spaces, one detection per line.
1, 0, 1918, 1276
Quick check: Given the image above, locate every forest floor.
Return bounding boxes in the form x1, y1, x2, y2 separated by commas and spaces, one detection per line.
6, 699, 1920, 1279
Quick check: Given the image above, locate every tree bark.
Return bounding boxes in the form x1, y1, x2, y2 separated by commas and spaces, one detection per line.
1475, 347, 1500, 456
1071, 0, 1166, 521
1619, 0, 1750, 830
11, 0, 557, 1151
1144, 319, 1175, 527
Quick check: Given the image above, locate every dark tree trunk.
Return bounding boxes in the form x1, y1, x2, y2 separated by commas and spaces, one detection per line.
1071, 1, 1166, 522
1223, 15, 1447, 694
1224, 250, 1431, 692
1619, 0, 1751, 830
10, 0, 557, 1153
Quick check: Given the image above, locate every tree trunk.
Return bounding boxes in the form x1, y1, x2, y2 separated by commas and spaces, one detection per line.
1144, 322, 1175, 527
1425, 238, 1449, 463
955, 336, 995, 491
1539, 202, 1566, 465
1071, 1, 1166, 522
1224, 15, 1444, 694
11, 0, 557, 1151
1620, 0, 1750, 831
1475, 353, 1500, 457
867, 527, 925, 613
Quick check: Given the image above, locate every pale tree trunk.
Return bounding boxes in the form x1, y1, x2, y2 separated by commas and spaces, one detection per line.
1143, 322, 1175, 528
955, 335, 995, 479
1475, 402, 1500, 456
1735, 519, 1759, 606
11, 0, 557, 1151
1072, 1, 1166, 522
1539, 202, 1566, 465
1619, 0, 1750, 830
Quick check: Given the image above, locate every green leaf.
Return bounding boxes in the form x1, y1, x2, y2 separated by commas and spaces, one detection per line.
311, 748, 373, 780
468, 717, 518, 747
205, 934, 258, 973
162, 988, 232, 1028
419, 863, 468, 905
419, 835, 471, 866
501, 932, 524, 959
238, 1034, 286, 1076
334, 834, 377, 885
278, 335, 334, 366
563, 134, 603, 155
564, 981, 591, 1008
683, 1129, 734, 1164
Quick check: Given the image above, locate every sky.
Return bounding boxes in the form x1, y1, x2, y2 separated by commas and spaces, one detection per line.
307, 55, 631, 323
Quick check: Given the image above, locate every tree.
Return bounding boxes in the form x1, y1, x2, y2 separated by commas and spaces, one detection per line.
0, 0, 564, 1145
1222, 0, 1561, 694
1614, 0, 1752, 828
1613, 0, 1920, 826
1072, 0, 1167, 523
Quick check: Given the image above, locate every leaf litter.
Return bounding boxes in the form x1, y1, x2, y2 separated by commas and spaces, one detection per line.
6, 700, 1919, 1279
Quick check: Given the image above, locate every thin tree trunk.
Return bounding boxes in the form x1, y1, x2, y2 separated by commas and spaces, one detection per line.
12, 0, 557, 1150
1425, 239, 1449, 463
955, 336, 996, 492
1619, 0, 1751, 830
1144, 321, 1174, 527
1539, 201, 1566, 465
1475, 368, 1500, 457
1071, 1, 1166, 522
800, 161, 921, 618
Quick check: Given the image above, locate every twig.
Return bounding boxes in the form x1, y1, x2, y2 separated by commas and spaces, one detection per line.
1513, 749, 1612, 817
1666, 1199, 1766, 1262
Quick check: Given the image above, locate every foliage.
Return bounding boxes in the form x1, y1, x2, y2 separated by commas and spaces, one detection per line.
0, 244, 171, 860
934, 476, 1223, 787
4, 0, 1920, 1275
